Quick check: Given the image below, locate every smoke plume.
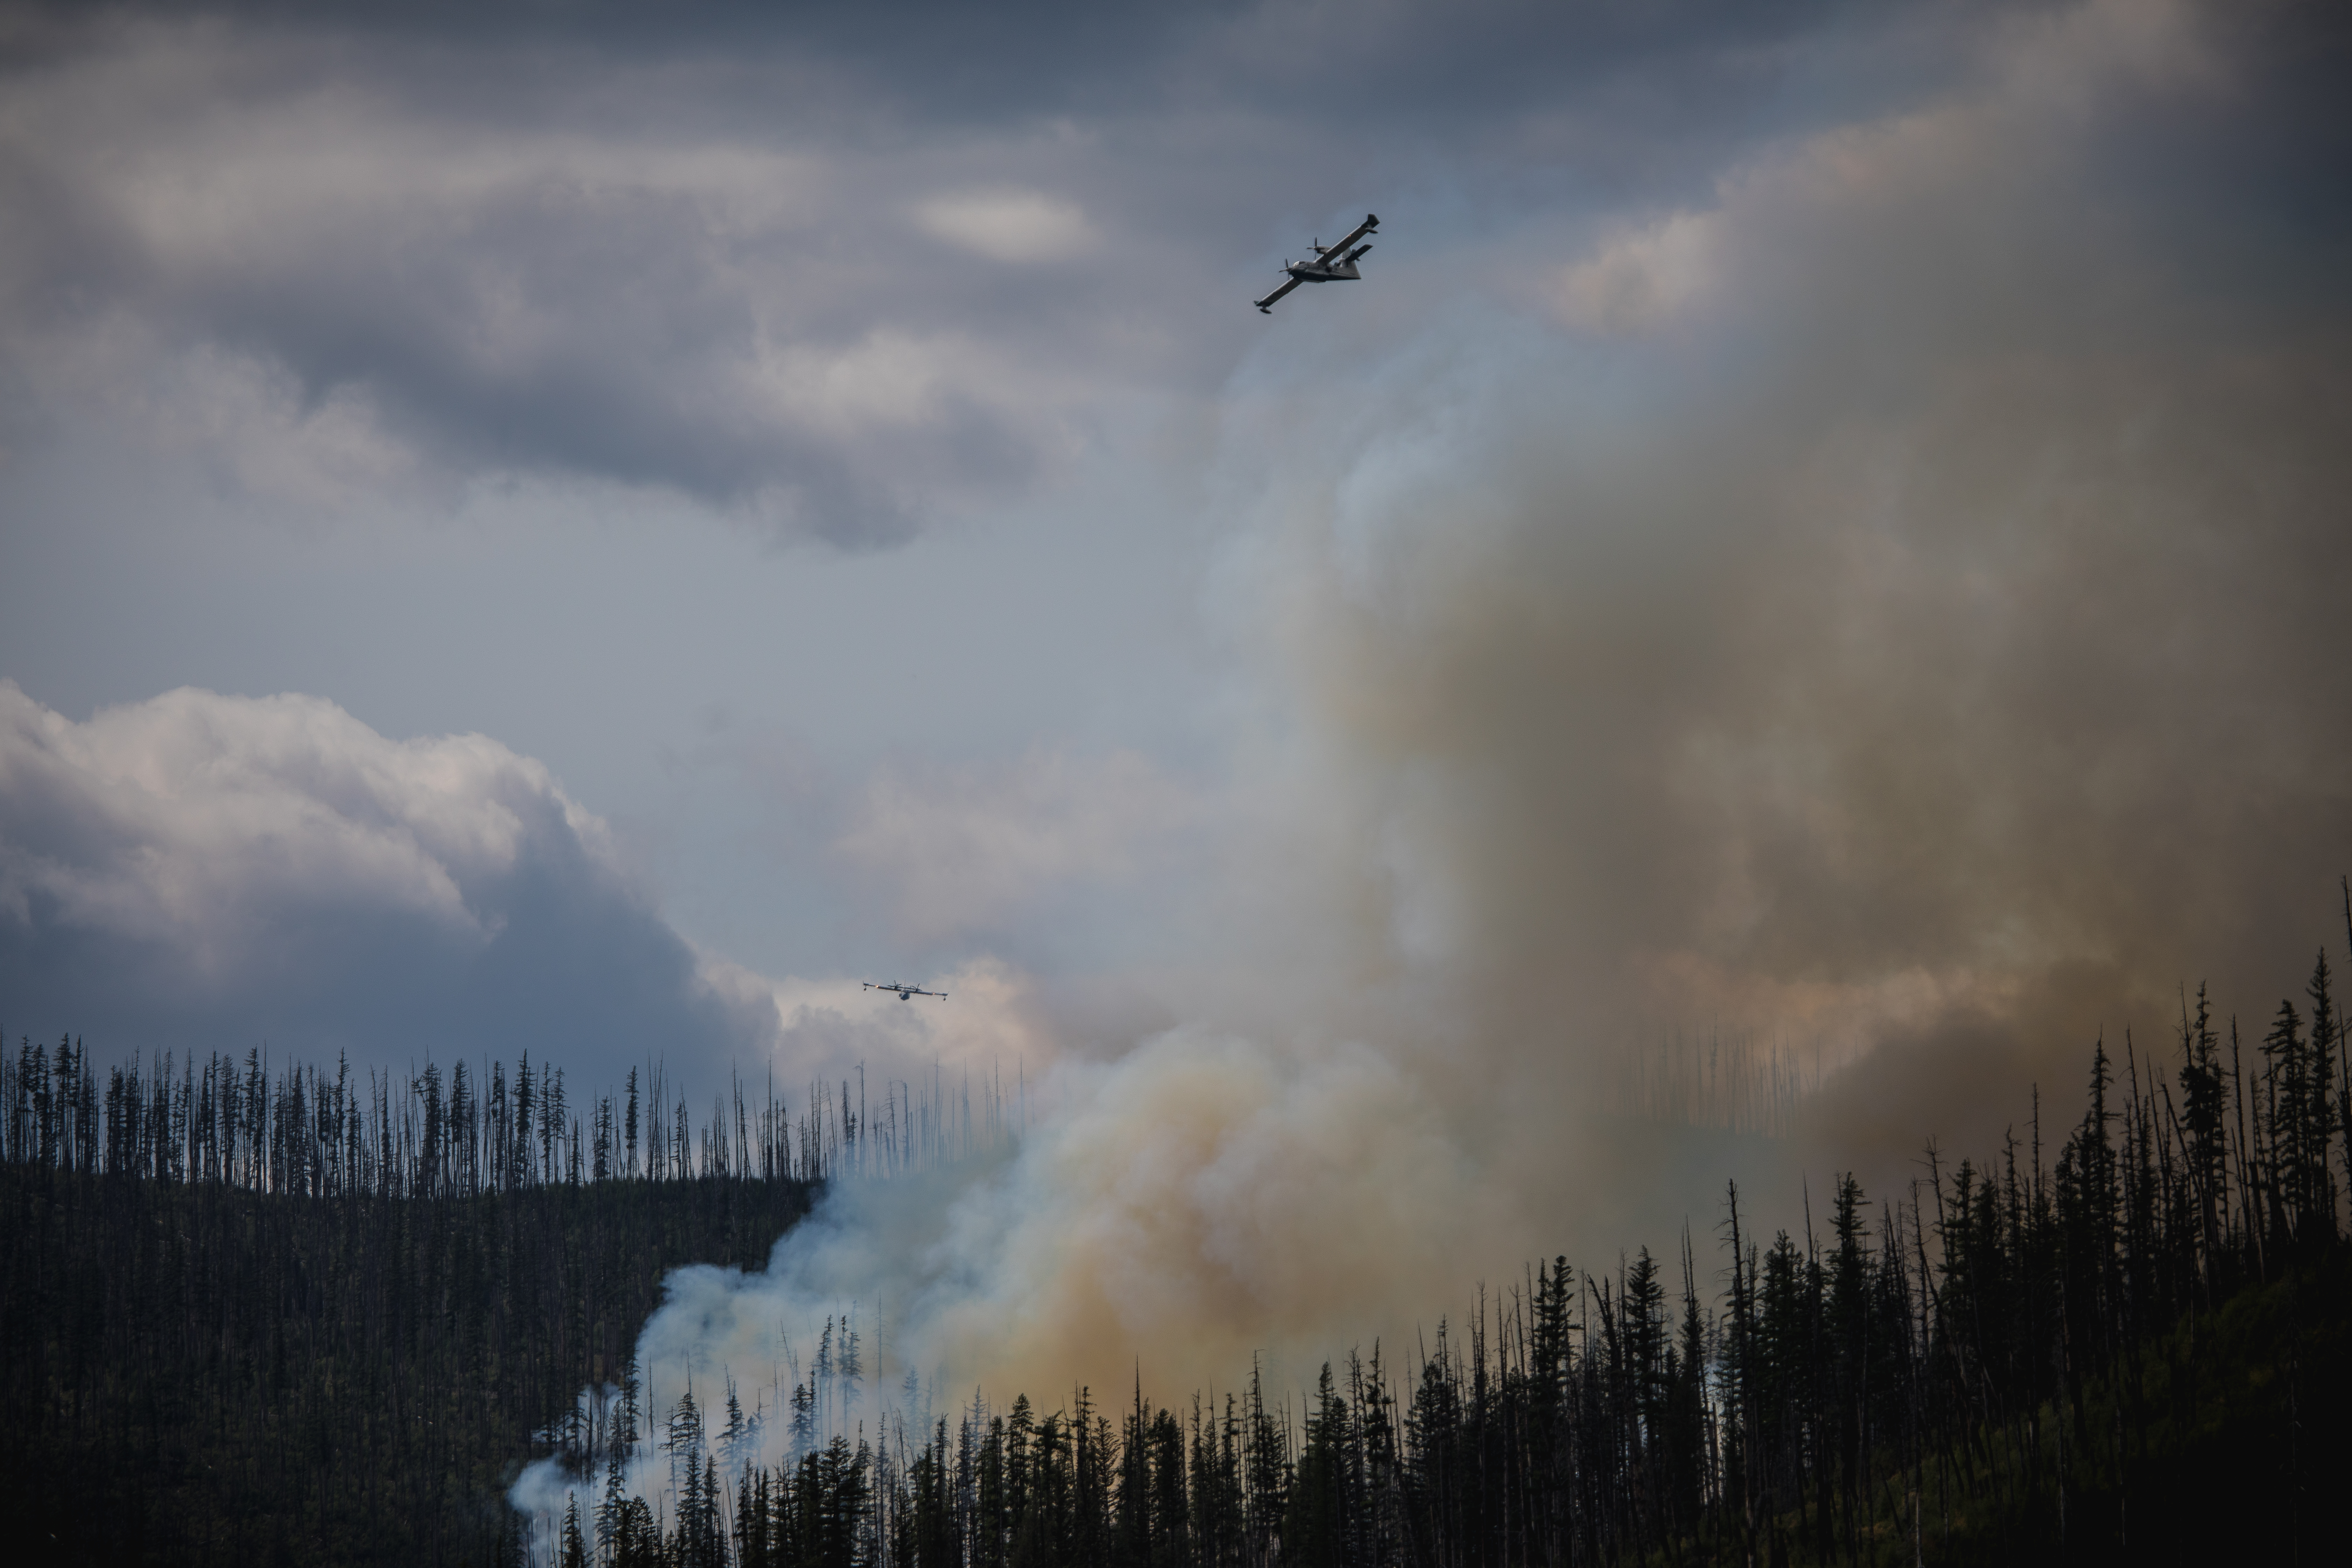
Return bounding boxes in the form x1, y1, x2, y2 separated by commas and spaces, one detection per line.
516, 0, 2351, 1535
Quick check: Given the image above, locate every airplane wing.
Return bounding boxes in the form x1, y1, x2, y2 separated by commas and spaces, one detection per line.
1323, 214, 1378, 258
1255, 275, 1303, 313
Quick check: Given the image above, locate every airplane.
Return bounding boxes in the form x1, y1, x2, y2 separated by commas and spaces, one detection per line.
1255, 214, 1378, 313
864, 981, 947, 1001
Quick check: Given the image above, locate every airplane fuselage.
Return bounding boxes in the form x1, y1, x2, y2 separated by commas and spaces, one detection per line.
1284, 258, 1363, 282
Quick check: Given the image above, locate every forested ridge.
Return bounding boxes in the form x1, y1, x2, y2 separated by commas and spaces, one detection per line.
0, 1049, 983, 1565
7, 910, 2351, 1565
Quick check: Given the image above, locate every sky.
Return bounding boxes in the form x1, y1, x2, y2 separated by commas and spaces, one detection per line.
5, 0, 2352, 1413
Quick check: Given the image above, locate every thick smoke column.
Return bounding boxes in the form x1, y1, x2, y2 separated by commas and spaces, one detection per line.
1213, 0, 2352, 1169
512, 1028, 1488, 1536
519, 0, 2352, 1540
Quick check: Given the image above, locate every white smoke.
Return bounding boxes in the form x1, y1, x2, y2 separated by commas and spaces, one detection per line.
511, 1020, 1484, 1539
514, 0, 2352, 1544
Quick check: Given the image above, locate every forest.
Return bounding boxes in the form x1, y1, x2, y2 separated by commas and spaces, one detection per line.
0, 1048, 978, 1564
6, 915, 2350, 1564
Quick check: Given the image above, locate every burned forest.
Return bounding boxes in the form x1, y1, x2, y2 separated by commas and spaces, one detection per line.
6, 925, 2351, 1566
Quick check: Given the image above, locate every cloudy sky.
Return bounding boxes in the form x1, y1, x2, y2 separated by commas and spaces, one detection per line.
5, 0, 2351, 1395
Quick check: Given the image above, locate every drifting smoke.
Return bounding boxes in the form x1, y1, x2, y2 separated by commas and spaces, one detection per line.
1212, 0, 2352, 1167
518, 0, 2351, 1535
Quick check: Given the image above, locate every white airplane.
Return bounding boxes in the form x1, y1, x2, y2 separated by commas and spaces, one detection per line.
864, 981, 947, 1001
1255, 214, 1378, 314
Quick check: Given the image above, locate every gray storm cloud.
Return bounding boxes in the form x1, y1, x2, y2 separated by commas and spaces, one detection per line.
0, 0, 1957, 545
0, 12, 1151, 541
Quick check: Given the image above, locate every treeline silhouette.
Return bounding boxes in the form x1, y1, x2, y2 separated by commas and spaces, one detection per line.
0, 1048, 1011, 1567
2, 1043, 1021, 1194
536, 928, 2352, 1566
7, 906, 2350, 1565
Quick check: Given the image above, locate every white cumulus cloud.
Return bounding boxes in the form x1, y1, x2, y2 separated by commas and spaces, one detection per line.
0, 681, 772, 1083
